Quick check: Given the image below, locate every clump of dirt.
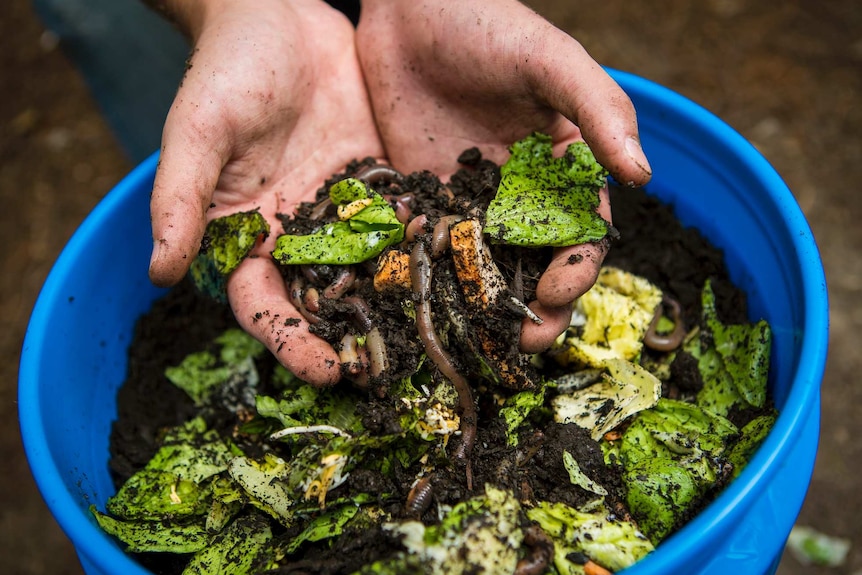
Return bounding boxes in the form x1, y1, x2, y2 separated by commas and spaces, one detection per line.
109, 149, 744, 574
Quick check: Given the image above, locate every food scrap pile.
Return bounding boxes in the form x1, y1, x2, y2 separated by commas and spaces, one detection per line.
97, 134, 776, 575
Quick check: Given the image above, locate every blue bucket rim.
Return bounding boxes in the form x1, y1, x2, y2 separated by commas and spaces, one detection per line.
18, 70, 828, 574
607, 69, 828, 572
19, 153, 161, 574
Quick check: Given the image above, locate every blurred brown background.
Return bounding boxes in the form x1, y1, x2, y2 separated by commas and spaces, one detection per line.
2, 0, 859, 573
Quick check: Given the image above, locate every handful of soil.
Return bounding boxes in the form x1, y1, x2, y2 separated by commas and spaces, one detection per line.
100, 135, 775, 575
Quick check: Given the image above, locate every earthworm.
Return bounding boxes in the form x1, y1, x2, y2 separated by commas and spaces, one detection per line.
404, 475, 434, 518
309, 197, 333, 220
391, 195, 413, 224
514, 525, 554, 575
338, 333, 364, 375
343, 295, 373, 333
301, 264, 321, 284
395, 191, 415, 207
644, 295, 686, 352
404, 214, 429, 244
323, 266, 356, 299
289, 278, 320, 324
365, 326, 389, 377
430, 215, 464, 259
355, 164, 403, 186
409, 240, 477, 487
303, 287, 321, 313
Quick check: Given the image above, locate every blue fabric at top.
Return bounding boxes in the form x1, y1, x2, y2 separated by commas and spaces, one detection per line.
34, 0, 190, 163
33, 0, 361, 164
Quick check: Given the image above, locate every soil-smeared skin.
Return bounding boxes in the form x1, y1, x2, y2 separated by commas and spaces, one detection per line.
110, 155, 746, 574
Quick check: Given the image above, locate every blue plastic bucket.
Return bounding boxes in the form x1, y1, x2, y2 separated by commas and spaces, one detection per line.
19, 70, 828, 575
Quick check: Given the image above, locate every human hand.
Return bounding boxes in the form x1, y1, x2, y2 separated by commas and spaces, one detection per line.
148, 0, 384, 386
356, 0, 652, 353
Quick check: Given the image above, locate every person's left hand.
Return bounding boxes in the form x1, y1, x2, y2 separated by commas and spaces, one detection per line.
356, 0, 652, 353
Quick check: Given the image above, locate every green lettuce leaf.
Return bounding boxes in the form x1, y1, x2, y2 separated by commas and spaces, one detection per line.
526, 500, 654, 573
499, 384, 547, 446
189, 210, 270, 302
105, 418, 234, 521
228, 454, 295, 526
727, 412, 777, 478
619, 399, 739, 541
165, 329, 265, 407
484, 133, 609, 246
182, 514, 275, 575
272, 178, 404, 265
385, 485, 523, 575
91, 507, 210, 554
285, 503, 359, 554
692, 280, 772, 414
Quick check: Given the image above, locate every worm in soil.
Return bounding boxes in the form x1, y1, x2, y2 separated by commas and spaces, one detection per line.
409, 240, 477, 488
644, 295, 686, 352
514, 525, 554, 575
323, 266, 357, 299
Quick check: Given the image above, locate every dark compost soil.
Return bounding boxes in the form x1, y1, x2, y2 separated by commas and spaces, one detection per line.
109, 153, 750, 575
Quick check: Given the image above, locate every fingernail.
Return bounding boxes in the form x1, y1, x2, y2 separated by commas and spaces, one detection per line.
149, 239, 164, 273
625, 136, 652, 178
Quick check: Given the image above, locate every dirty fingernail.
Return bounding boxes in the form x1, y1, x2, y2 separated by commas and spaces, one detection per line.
625, 136, 652, 179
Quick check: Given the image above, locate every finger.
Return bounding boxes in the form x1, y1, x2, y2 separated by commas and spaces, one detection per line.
519, 300, 572, 354
227, 255, 342, 387
529, 28, 652, 187
535, 240, 608, 309
535, 184, 612, 308
148, 98, 231, 287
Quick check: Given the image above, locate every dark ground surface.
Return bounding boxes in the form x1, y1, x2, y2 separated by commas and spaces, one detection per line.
2, 1, 860, 574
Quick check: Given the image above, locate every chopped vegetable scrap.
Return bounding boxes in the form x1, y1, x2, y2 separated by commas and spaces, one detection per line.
98, 135, 778, 574
786, 525, 852, 567
189, 210, 269, 302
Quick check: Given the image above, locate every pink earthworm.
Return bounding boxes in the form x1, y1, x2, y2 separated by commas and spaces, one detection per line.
404, 475, 434, 518
430, 215, 464, 259
355, 164, 403, 186
303, 287, 321, 313
338, 333, 364, 376
288, 278, 321, 324
323, 266, 356, 299
514, 525, 554, 575
404, 214, 429, 244
300, 264, 321, 284
409, 240, 476, 487
309, 197, 333, 221
365, 326, 389, 377
390, 195, 413, 224
343, 295, 373, 333
644, 295, 686, 352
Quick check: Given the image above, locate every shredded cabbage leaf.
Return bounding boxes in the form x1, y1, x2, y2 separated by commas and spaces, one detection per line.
689, 280, 772, 415
555, 266, 663, 367
527, 500, 654, 573
165, 329, 265, 407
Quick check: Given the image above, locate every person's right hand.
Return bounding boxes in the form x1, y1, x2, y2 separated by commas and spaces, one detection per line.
356, 0, 652, 354
148, 0, 385, 387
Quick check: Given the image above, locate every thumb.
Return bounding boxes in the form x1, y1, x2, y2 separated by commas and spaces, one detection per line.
149, 104, 230, 287
528, 29, 652, 187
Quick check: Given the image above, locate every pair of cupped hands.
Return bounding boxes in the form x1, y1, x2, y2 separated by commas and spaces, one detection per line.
147, 0, 652, 387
